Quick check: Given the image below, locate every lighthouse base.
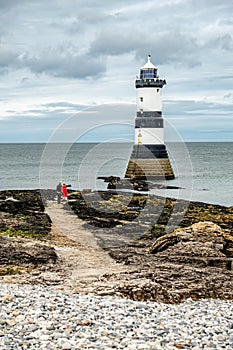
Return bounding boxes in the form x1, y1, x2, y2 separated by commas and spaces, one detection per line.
125, 144, 175, 180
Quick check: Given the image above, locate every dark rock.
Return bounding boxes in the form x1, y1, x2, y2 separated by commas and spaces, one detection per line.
67, 190, 233, 237
0, 190, 55, 274
97, 176, 149, 191
0, 236, 57, 267
103, 221, 233, 303
0, 190, 51, 236
0, 190, 45, 212
68, 191, 147, 228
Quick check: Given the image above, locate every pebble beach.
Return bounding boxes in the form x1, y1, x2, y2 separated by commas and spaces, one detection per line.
0, 284, 232, 350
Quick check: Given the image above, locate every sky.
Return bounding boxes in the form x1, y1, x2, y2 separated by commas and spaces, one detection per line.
0, 0, 232, 142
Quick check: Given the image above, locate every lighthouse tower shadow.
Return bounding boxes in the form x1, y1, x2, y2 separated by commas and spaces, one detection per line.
125, 55, 174, 181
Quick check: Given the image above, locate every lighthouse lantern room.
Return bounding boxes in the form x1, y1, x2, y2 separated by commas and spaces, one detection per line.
125, 55, 174, 180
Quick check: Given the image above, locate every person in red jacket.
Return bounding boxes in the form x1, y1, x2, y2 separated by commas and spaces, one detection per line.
62, 183, 68, 201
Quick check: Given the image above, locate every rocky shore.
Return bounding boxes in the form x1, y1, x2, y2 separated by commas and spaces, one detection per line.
0, 189, 233, 302
0, 189, 233, 348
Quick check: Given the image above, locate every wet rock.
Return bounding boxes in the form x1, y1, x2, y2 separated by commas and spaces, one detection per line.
0, 236, 57, 267
68, 191, 147, 228
0, 190, 57, 274
0, 190, 51, 236
67, 190, 233, 238
97, 176, 149, 191
0, 190, 45, 213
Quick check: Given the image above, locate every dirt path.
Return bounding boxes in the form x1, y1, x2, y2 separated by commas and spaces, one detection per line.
45, 202, 129, 293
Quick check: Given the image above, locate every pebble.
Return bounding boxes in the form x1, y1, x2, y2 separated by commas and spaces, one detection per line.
0, 284, 232, 349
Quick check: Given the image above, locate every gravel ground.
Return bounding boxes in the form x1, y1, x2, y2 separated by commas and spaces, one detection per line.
0, 284, 232, 349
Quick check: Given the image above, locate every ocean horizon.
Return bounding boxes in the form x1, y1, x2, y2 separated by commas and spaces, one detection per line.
0, 142, 232, 207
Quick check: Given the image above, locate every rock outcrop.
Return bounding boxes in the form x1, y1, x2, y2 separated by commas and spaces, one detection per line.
0, 236, 57, 267
149, 221, 233, 269
104, 221, 233, 303
0, 190, 56, 276
67, 191, 233, 237
1, 190, 233, 303
0, 190, 51, 236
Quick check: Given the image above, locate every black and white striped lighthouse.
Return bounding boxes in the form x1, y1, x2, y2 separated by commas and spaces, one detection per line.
125, 55, 174, 180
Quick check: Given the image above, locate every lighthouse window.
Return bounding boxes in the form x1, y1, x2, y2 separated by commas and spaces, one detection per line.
157, 89, 159, 93
140, 69, 156, 79
140, 97, 143, 102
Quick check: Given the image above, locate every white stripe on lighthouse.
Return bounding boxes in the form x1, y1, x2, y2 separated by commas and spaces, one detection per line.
135, 128, 164, 145
136, 87, 162, 112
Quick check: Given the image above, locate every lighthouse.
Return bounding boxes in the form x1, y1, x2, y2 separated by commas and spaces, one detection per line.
125, 55, 174, 180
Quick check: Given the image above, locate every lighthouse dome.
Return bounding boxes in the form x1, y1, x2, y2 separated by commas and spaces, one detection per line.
141, 55, 157, 70
140, 55, 158, 80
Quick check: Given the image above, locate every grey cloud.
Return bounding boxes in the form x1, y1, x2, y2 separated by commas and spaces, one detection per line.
142, 31, 200, 68
0, 0, 57, 11
164, 99, 232, 117
206, 34, 233, 51
164, 98, 233, 142
219, 18, 233, 26
51, 5, 126, 36
1, 102, 87, 122
90, 29, 201, 67
20, 49, 106, 79
0, 49, 17, 66
224, 93, 233, 102
0, 0, 21, 9
191, 0, 233, 10
90, 28, 142, 56
69, 10, 112, 28
0, 0, 232, 79
172, 75, 233, 94
0, 46, 19, 73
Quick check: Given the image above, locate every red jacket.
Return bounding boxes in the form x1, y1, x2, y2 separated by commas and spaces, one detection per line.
62, 184, 68, 197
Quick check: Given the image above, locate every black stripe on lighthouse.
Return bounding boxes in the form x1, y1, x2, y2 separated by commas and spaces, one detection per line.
136, 111, 162, 118
135, 118, 164, 128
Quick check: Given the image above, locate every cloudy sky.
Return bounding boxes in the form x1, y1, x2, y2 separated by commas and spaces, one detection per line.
0, 0, 232, 142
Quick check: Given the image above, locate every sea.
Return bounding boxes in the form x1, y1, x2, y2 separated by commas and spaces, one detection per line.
0, 142, 232, 207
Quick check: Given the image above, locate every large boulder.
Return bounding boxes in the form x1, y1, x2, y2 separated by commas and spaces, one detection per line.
149, 221, 233, 269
